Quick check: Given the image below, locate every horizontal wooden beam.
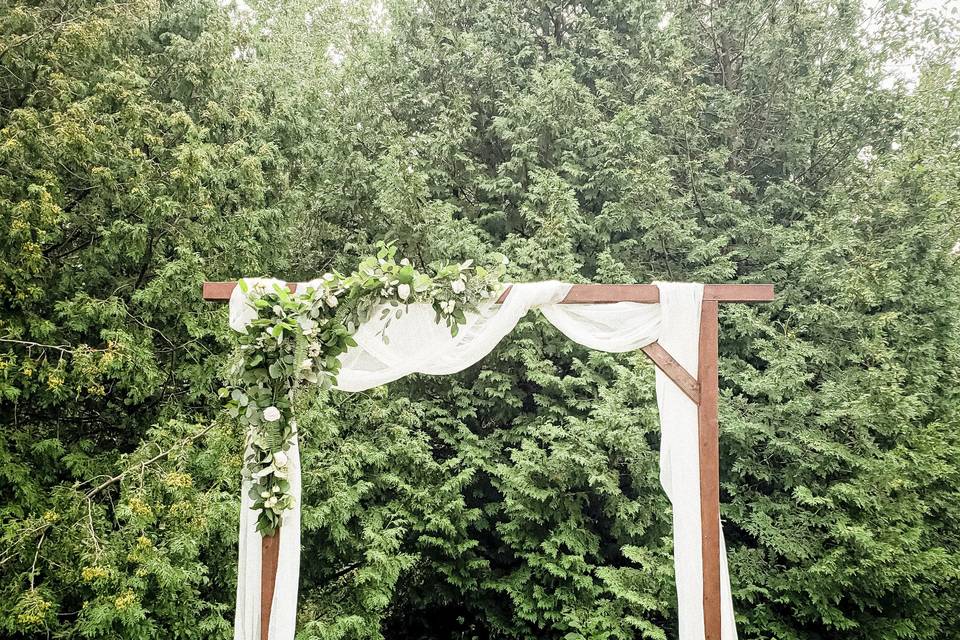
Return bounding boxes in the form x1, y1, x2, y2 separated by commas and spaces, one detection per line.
202, 282, 774, 304
203, 281, 296, 301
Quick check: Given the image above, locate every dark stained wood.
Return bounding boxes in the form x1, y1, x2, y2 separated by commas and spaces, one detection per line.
203, 281, 297, 301
556, 283, 772, 303
640, 342, 700, 404
703, 283, 774, 303
261, 529, 281, 640
697, 301, 722, 640
556, 283, 660, 303
203, 281, 775, 304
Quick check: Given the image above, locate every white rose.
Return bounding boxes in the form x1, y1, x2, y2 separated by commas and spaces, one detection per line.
263, 406, 281, 422
260, 491, 270, 499
451, 279, 466, 294
273, 451, 289, 468
326, 295, 338, 308
301, 358, 313, 370
397, 283, 411, 300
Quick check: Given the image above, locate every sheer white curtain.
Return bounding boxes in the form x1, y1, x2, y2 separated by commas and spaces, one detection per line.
230, 281, 737, 640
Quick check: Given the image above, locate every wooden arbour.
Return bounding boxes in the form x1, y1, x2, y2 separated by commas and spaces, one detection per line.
204, 282, 775, 640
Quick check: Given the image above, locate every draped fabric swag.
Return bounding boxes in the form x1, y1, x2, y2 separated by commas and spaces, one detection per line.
229, 280, 737, 640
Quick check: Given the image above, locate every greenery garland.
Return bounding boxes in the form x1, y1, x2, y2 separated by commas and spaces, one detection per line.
220, 243, 505, 535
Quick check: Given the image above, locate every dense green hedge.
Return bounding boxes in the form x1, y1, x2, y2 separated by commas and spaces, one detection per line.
2, 1, 959, 638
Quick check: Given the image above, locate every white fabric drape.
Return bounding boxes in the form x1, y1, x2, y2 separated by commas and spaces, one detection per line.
230, 280, 737, 640
654, 286, 737, 640
234, 438, 301, 640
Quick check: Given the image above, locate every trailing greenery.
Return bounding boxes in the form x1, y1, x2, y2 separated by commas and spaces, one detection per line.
1, 0, 959, 639
224, 243, 503, 534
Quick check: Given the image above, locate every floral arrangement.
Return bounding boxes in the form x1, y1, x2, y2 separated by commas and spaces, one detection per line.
220, 243, 505, 535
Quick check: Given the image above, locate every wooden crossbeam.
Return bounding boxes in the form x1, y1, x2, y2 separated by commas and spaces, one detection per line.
202, 281, 774, 304
205, 280, 773, 640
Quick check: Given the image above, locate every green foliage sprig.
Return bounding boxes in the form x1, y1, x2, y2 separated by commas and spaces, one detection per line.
220, 243, 505, 535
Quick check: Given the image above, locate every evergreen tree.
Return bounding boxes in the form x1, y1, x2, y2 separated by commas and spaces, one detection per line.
0, 0, 311, 635
283, 1, 960, 638
1, 0, 958, 639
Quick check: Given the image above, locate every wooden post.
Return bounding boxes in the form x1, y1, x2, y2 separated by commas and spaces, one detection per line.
698, 300, 722, 639
261, 529, 281, 640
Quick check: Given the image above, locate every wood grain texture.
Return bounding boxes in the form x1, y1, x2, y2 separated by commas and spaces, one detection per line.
640, 342, 700, 404
261, 530, 281, 640
203, 281, 775, 304
202, 281, 297, 301
697, 300, 722, 640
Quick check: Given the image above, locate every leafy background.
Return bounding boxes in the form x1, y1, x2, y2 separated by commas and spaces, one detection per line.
1, 0, 959, 638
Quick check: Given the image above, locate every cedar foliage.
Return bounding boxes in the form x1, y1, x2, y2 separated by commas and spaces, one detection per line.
1, 1, 959, 639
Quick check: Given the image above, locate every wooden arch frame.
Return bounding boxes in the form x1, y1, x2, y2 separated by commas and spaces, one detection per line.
204, 282, 775, 640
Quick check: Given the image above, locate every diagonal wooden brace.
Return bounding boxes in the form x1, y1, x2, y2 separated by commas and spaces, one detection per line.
640, 342, 700, 404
